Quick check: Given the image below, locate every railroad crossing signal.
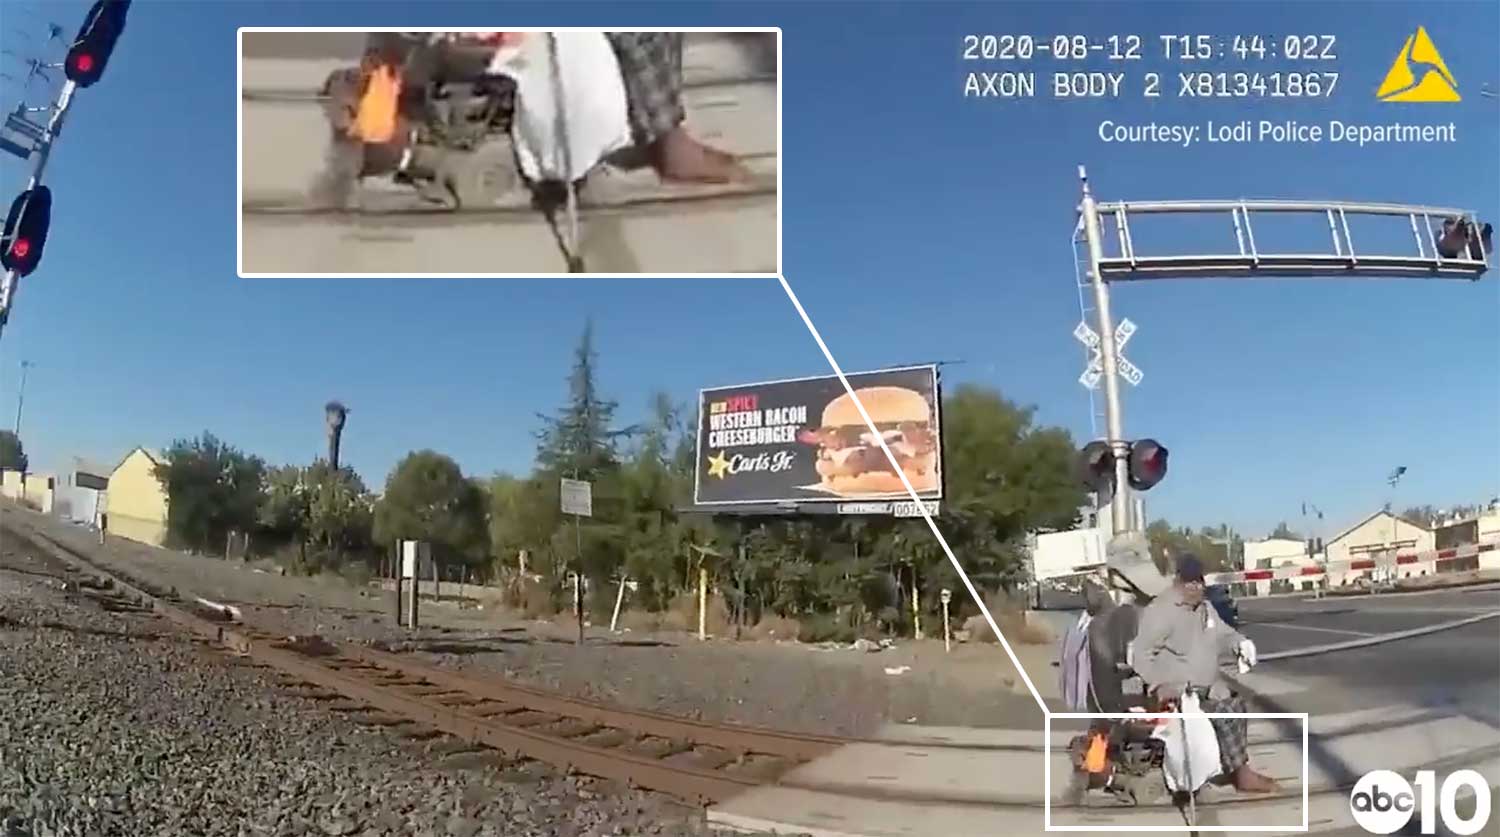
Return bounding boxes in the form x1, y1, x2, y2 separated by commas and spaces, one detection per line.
1078, 440, 1115, 495
1, 186, 52, 277
1074, 317, 1143, 390
1078, 437, 1169, 494
1126, 439, 1168, 491
65, 0, 131, 88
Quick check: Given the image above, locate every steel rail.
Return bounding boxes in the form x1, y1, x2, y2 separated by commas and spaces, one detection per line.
7, 524, 803, 804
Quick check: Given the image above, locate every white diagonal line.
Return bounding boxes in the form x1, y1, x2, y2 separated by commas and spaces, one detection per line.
776, 275, 1046, 713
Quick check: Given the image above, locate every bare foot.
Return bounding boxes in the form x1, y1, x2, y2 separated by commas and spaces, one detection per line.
1231, 765, 1278, 794
650, 126, 749, 184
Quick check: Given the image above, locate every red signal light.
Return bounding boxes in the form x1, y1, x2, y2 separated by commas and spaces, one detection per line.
10, 238, 30, 259
1126, 439, 1169, 491
75, 53, 95, 73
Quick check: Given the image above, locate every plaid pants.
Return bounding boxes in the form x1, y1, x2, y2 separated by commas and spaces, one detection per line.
1202, 693, 1250, 775
606, 32, 685, 146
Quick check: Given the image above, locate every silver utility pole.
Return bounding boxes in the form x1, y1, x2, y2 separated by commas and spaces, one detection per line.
14, 360, 33, 436
0, 79, 78, 341
1078, 166, 1132, 535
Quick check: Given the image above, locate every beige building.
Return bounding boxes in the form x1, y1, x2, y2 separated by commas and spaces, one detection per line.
1324, 510, 1435, 586
104, 448, 170, 547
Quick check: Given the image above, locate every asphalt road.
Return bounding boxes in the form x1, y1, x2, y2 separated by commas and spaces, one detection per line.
1236, 586, 1500, 724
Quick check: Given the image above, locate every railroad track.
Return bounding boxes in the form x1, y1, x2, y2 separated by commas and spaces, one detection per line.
4, 524, 844, 806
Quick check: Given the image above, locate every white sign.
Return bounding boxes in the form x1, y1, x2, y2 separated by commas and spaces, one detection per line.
1073, 321, 1101, 350
1079, 365, 1103, 390
1114, 318, 1136, 349
401, 540, 419, 579
1117, 356, 1144, 386
560, 478, 593, 517
836, 501, 940, 517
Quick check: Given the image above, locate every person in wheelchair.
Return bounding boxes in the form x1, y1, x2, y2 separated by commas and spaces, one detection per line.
1132, 554, 1277, 794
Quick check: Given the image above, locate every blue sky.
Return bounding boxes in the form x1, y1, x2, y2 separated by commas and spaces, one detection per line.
0, 1, 1495, 539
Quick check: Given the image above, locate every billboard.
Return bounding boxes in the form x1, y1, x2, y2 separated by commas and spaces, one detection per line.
693, 365, 943, 509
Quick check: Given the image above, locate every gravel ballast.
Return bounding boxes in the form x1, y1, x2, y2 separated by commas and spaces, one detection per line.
6, 511, 1054, 739
0, 547, 752, 837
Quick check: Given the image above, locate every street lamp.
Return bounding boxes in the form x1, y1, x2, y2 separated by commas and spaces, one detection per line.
1387, 466, 1407, 551
1208, 527, 1236, 571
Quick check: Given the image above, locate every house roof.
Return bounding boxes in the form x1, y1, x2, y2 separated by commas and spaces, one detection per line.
112, 446, 166, 474
1325, 509, 1430, 547
74, 457, 113, 479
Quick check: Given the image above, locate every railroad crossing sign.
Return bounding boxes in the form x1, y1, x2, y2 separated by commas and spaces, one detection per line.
1074, 318, 1143, 390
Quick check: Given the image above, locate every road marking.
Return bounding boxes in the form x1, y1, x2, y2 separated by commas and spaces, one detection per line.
1249, 622, 1376, 638
1260, 609, 1500, 662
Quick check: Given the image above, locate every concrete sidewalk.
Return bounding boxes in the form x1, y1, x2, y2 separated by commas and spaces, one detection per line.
710, 707, 1500, 835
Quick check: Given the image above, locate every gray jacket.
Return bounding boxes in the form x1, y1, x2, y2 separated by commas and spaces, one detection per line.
1133, 585, 1245, 697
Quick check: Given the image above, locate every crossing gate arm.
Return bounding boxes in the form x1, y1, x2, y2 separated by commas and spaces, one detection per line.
1088, 199, 1490, 282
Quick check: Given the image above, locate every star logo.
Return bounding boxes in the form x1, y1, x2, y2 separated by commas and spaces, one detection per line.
706, 451, 731, 479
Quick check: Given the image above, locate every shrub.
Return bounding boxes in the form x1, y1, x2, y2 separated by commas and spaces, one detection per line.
747, 614, 802, 641
797, 613, 856, 644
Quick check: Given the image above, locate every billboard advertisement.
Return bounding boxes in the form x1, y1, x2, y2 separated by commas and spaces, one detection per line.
693, 365, 943, 509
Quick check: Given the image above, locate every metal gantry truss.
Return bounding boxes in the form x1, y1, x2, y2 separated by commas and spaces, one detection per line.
1093, 199, 1490, 282
1074, 166, 1491, 537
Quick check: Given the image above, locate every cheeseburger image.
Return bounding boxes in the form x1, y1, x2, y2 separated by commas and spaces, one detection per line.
798, 386, 939, 495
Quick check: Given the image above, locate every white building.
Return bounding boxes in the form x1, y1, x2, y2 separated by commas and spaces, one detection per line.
1242, 537, 1322, 596
53, 458, 112, 525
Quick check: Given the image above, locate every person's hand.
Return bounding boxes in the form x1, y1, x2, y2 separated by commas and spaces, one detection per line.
1153, 683, 1182, 703
1238, 638, 1258, 669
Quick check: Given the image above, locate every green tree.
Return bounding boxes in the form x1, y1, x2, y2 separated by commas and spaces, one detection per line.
305, 461, 374, 562
155, 432, 266, 554
1269, 521, 1302, 541
533, 320, 633, 480
374, 450, 488, 570
259, 464, 310, 546
0, 430, 27, 472
1400, 506, 1440, 527
929, 385, 1086, 595
488, 472, 562, 575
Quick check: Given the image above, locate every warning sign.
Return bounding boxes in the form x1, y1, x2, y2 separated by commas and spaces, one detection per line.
1376, 27, 1460, 103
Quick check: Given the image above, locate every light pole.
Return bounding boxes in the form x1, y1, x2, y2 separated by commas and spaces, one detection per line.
1209, 526, 1236, 571
1386, 466, 1407, 551
14, 360, 33, 437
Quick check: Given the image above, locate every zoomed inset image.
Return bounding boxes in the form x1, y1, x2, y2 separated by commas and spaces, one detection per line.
238, 29, 779, 276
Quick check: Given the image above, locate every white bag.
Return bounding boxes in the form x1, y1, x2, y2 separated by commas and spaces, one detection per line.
1150, 692, 1223, 793
488, 32, 633, 183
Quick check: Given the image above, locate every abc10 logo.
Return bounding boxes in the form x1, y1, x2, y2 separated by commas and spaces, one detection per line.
1349, 769, 1491, 835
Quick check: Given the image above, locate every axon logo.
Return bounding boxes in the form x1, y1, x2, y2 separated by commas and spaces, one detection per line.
1349, 769, 1492, 835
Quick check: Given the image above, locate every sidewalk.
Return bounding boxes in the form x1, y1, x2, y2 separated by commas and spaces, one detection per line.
710, 707, 1500, 835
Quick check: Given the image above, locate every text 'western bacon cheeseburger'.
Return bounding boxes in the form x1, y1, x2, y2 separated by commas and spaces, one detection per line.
797, 387, 938, 495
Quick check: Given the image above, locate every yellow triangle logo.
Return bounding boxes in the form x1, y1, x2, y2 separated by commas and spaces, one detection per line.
1376, 27, 1460, 102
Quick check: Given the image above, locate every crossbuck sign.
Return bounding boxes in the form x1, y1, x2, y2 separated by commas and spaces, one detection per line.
1074, 318, 1143, 390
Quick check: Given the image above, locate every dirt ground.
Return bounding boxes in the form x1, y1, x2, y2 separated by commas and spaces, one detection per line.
5, 508, 1061, 738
